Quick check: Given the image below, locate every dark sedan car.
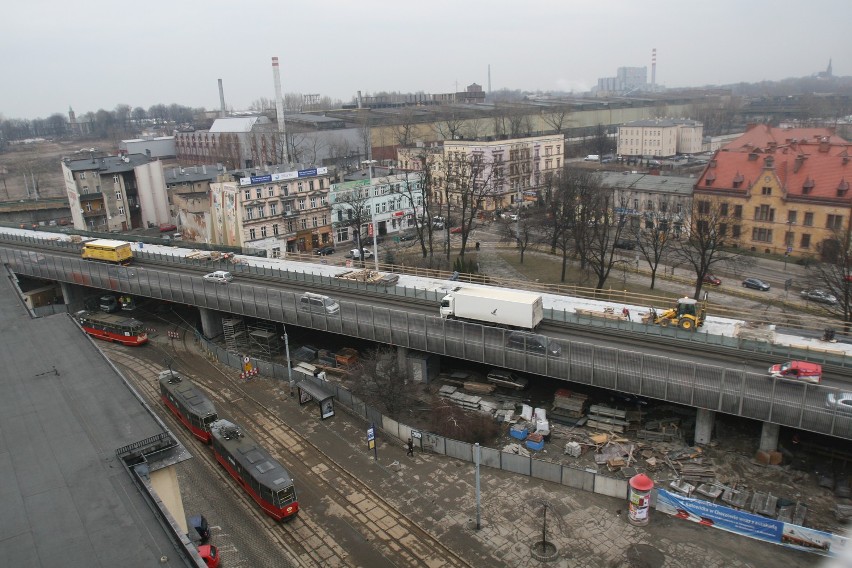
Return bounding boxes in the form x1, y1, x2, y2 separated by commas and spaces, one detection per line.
506, 331, 562, 357
314, 246, 335, 256
703, 274, 722, 286
742, 278, 770, 291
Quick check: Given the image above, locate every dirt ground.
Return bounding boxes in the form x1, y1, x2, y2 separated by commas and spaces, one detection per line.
0, 138, 116, 201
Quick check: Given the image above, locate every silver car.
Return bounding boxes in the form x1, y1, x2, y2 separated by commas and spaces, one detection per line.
826, 392, 852, 414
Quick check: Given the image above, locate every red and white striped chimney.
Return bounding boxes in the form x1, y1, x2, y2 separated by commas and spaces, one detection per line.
271, 57, 290, 163
651, 48, 657, 90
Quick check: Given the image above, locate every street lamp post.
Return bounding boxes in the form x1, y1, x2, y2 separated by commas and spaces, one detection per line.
282, 328, 293, 397
362, 159, 380, 272
784, 220, 795, 270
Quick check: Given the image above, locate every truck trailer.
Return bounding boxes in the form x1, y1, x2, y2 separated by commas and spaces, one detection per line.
439, 287, 544, 330
81, 239, 133, 264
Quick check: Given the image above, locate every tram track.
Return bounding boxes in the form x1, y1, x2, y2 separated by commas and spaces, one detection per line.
102, 336, 475, 568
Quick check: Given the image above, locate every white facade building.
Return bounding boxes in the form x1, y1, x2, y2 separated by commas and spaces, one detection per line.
617, 119, 703, 158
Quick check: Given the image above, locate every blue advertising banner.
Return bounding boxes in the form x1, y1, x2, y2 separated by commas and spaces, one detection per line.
656, 489, 848, 557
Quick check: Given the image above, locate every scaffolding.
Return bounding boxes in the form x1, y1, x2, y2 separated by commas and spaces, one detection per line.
248, 320, 281, 359
222, 318, 249, 354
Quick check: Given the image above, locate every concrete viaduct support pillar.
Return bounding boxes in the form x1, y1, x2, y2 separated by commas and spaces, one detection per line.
694, 408, 715, 445
60, 282, 87, 311
397, 346, 408, 377
759, 422, 780, 453
199, 307, 224, 339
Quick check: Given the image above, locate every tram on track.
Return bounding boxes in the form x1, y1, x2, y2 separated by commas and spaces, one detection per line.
158, 370, 218, 443
209, 419, 299, 521
74, 310, 148, 346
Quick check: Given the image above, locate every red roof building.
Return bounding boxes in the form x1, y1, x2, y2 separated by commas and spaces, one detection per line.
695, 127, 852, 260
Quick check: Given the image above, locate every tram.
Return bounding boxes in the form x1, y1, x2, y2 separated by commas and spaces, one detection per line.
74, 310, 148, 346
209, 419, 299, 521
158, 370, 219, 444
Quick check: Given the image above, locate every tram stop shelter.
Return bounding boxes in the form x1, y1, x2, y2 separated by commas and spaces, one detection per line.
296, 380, 335, 420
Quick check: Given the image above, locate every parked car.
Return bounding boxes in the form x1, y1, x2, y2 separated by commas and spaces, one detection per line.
702, 274, 722, 286
614, 239, 635, 250
800, 289, 837, 305
506, 331, 562, 356
159, 223, 177, 232
768, 360, 822, 384
826, 392, 852, 414
314, 246, 335, 256
99, 295, 119, 313
203, 270, 233, 284
350, 248, 373, 259
502, 213, 519, 221
398, 233, 417, 242
450, 226, 463, 234
742, 278, 770, 291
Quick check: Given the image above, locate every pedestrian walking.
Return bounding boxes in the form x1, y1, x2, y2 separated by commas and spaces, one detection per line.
406, 438, 414, 457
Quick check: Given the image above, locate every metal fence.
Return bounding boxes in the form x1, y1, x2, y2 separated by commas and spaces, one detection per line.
3, 240, 852, 438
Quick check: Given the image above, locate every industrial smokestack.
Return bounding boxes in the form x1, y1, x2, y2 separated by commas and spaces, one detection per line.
271, 56, 290, 163
651, 48, 657, 90
218, 79, 226, 118
357, 90, 363, 109
488, 64, 491, 94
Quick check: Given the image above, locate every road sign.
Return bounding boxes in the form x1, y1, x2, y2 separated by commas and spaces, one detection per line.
368, 223, 374, 237
787, 246, 793, 253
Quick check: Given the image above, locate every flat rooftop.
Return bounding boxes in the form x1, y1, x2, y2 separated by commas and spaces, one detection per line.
0, 271, 189, 567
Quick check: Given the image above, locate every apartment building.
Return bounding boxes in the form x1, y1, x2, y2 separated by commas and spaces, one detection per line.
208, 165, 333, 257
617, 119, 703, 158
62, 153, 158, 232
695, 129, 852, 260
597, 172, 694, 236
399, 134, 564, 212
329, 170, 423, 245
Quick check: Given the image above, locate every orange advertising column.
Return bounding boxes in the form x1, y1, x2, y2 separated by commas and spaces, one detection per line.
628, 473, 654, 526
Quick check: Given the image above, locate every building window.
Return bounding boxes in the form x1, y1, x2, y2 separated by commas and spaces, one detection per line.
321, 215, 327, 226
309, 180, 315, 191
261, 226, 267, 238
761, 186, 772, 196
732, 225, 741, 238
249, 228, 256, 240
297, 182, 303, 192
113, 175, 120, 183
257, 205, 264, 218
273, 224, 279, 236
319, 179, 325, 189
310, 197, 317, 208
827, 214, 843, 230
268, 186, 275, 197
256, 188, 262, 199
697, 201, 710, 215
787, 211, 798, 224
801, 234, 811, 248
301, 218, 307, 230
269, 202, 277, 215
118, 206, 125, 216
115, 191, 122, 200
287, 220, 294, 232
803, 212, 814, 226
752, 227, 773, 242
312, 216, 318, 228
754, 205, 774, 222
337, 227, 349, 241
271, 247, 280, 258
299, 198, 306, 210
81, 186, 89, 194
79, 172, 86, 180
244, 189, 251, 200
733, 205, 743, 219
245, 207, 254, 220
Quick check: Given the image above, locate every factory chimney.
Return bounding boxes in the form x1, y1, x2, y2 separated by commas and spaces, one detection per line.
271, 56, 290, 163
218, 79, 226, 118
651, 48, 657, 91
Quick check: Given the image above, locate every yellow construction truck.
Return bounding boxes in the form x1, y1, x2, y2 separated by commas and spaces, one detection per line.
643, 294, 707, 331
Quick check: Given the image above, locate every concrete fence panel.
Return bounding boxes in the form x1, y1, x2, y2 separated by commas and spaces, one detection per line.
422, 433, 445, 455
480, 446, 502, 469
445, 439, 473, 462
562, 466, 596, 492
594, 474, 629, 499
382, 416, 400, 439
531, 458, 562, 484
501, 452, 531, 476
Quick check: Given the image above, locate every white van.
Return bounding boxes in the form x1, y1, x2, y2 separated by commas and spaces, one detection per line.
299, 292, 340, 315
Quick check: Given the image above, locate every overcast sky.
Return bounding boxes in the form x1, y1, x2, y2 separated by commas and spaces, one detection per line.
2, 0, 850, 120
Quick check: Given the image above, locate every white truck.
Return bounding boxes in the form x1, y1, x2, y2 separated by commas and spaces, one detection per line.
439, 287, 544, 330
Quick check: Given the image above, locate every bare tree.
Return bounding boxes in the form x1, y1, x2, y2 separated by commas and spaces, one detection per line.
583, 185, 630, 289
349, 346, 413, 418
626, 194, 680, 289
541, 107, 572, 135
499, 208, 544, 264
394, 155, 439, 258
433, 107, 466, 141
331, 181, 373, 267
671, 195, 752, 298
813, 228, 852, 326
439, 150, 496, 259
